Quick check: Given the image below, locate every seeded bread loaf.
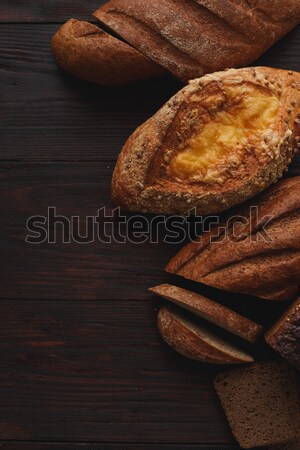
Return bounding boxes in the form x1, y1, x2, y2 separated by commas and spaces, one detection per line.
112, 67, 300, 215
214, 362, 300, 448
266, 297, 300, 370
157, 305, 254, 364
166, 176, 300, 301
150, 284, 263, 343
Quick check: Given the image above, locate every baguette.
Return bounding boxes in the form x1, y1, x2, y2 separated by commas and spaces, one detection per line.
52, 19, 166, 86
112, 67, 300, 215
166, 176, 300, 301
157, 305, 254, 364
52, 1, 300, 86
94, 0, 300, 82
265, 296, 300, 370
150, 284, 263, 343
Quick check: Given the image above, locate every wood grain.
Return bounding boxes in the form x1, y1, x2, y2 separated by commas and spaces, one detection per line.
0, 1, 106, 22
0, 298, 234, 443
0, 162, 181, 300
0, 445, 237, 450
0, 24, 299, 161
0, 23, 180, 161
1, 162, 299, 302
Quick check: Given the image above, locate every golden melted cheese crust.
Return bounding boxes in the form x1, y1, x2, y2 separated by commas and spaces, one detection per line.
170, 84, 280, 183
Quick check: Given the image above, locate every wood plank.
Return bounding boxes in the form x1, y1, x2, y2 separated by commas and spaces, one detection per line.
0, 162, 180, 300
1, 161, 299, 302
0, 1, 105, 22
0, 444, 237, 450
0, 298, 235, 443
0, 23, 181, 162
0, 24, 299, 161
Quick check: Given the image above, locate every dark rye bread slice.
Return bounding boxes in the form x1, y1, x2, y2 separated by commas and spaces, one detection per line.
157, 305, 254, 364
214, 362, 300, 449
266, 296, 300, 371
150, 284, 263, 343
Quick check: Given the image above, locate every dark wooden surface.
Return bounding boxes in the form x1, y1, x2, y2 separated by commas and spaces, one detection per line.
0, 1, 107, 22
0, 446, 235, 450
0, 1, 299, 448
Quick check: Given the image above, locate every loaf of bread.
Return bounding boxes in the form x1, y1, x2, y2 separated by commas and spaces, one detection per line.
52, 1, 300, 86
52, 19, 166, 86
150, 284, 263, 343
94, 0, 300, 82
112, 67, 300, 214
166, 176, 300, 301
266, 297, 300, 370
214, 362, 300, 448
157, 305, 254, 364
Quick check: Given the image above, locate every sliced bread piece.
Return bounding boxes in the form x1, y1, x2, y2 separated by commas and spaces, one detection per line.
150, 284, 263, 343
266, 297, 300, 371
214, 362, 300, 449
157, 305, 254, 364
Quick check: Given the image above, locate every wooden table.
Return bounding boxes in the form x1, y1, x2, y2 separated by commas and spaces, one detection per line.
0, 2, 299, 449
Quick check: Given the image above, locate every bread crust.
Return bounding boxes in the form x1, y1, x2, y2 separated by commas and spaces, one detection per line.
94, 0, 300, 82
157, 305, 254, 364
150, 284, 263, 342
52, 19, 166, 86
111, 67, 300, 215
166, 176, 300, 301
265, 297, 300, 370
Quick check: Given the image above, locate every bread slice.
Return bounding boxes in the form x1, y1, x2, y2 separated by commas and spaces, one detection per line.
157, 305, 254, 364
266, 297, 300, 370
214, 362, 300, 449
150, 284, 263, 343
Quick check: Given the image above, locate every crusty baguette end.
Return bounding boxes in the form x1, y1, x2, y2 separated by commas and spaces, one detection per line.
52, 19, 166, 86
